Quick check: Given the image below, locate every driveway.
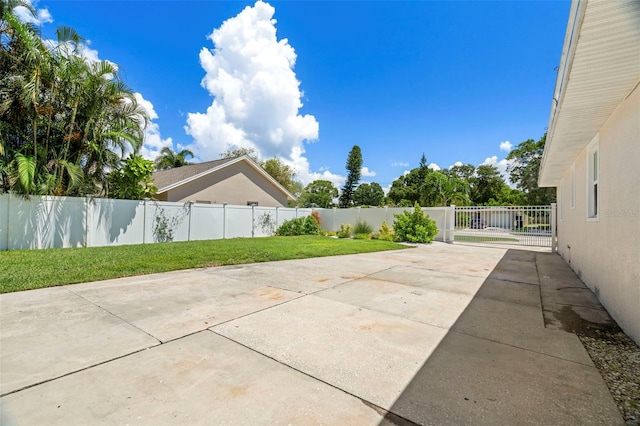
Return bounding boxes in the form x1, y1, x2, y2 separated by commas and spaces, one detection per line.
0, 242, 623, 425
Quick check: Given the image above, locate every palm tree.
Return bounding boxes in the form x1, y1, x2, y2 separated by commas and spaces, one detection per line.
1, 6, 148, 196
154, 147, 194, 170
423, 172, 470, 207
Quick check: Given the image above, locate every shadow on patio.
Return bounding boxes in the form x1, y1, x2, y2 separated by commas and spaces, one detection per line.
379, 248, 622, 425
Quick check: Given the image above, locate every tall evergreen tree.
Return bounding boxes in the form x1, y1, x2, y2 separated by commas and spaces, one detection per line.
339, 145, 362, 208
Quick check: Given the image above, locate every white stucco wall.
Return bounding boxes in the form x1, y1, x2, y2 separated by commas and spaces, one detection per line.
556, 84, 640, 343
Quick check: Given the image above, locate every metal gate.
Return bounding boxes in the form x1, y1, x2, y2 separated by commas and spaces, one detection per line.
453, 205, 556, 250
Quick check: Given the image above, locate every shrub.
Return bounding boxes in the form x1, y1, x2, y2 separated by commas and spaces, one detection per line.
393, 203, 438, 243
353, 233, 371, 240
353, 220, 373, 235
275, 216, 322, 236
336, 224, 353, 238
311, 211, 321, 225
377, 221, 395, 241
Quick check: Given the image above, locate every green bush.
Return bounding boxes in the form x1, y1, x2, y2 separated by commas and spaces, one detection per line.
393, 203, 438, 243
275, 216, 322, 236
336, 224, 353, 238
377, 221, 395, 241
353, 220, 373, 235
353, 233, 371, 240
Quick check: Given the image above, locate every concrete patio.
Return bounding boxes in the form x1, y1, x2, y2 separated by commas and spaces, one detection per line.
0, 242, 623, 425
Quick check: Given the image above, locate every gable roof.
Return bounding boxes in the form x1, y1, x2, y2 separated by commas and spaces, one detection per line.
152, 155, 296, 200
539, 0, 640, 187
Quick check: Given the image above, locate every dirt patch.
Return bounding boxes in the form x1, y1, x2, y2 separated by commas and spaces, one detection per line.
253, 288, 285, 301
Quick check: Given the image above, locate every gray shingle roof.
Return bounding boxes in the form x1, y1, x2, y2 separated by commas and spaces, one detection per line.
152, 157, 237, 191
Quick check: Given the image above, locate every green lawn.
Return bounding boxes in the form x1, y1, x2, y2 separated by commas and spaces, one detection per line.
0, 236, 408, 294
454, 235, 518, 243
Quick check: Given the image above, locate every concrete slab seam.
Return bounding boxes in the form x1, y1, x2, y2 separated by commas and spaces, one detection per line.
303, 268, 396, 297
533, 252, 547, 327
64, 287, 163, 344
206, 329, 420, 426
0, 343, 159, 398
449, 329, 596, 368
201, 292, 308, 329
395, 265, 493, 280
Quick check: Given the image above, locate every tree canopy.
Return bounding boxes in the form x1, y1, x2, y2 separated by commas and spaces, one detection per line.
353, 182, 384, 207
298, 179, 337, 208
154, 147, 193, 170
507, 134, 556, 205
219, 147, 260, 163
262, 157, 298, 193
1, 5, 148, 196
387, 154, 535, 207
469, 164, 505, 205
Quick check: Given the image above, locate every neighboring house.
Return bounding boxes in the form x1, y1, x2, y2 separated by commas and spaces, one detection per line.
539, 0, 640, 343
152, 155, 295, 207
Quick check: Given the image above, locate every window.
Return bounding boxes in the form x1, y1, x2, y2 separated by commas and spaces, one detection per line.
587, 136, 599, 219
570, 164, 575, 209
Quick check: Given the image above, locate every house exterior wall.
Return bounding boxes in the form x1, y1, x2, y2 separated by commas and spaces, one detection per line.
556, 84, 640, 343
162, 162, 289, 207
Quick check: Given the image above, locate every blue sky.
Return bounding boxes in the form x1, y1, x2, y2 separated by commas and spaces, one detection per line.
24, 0, 571, 190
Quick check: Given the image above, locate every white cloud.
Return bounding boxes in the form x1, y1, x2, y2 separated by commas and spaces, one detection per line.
76, 42, 102, 64
13, 1, 53, 25
403, 170, 411, 176
449, 161, 463, 169
481, 155, 514, 182
361, 166, 376, 177
184, 1, 324, 184
286, 146, 344, 189
499, 140, 512, 152
134, 93, 174, 161
391, 161, 409, 167
428, 163, 441, 171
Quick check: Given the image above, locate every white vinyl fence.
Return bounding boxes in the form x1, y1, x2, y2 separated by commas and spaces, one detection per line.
0, 194, 311, 251
313, 206, 455, 243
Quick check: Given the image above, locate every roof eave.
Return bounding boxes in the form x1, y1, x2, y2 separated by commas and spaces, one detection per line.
539, 0, 640, 188
539, 0, 587, 188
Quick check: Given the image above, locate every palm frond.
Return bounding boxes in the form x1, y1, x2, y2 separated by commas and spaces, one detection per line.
12, 152, 36, 193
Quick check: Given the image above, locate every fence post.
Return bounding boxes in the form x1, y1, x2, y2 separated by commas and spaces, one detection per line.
333, 207, 337, 232
550, 203, 557, 253
4, 194, 10, 251
251, 205, 255, 238
223, 203, 227, 239
275, 206, 279, 227
84, 196, 89, 248
142, 199, 147, 244
449, 205, 456, 243
187, 202, 192, 241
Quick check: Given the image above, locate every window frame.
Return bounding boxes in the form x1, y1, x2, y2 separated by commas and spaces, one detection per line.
586, 135, 599, 221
